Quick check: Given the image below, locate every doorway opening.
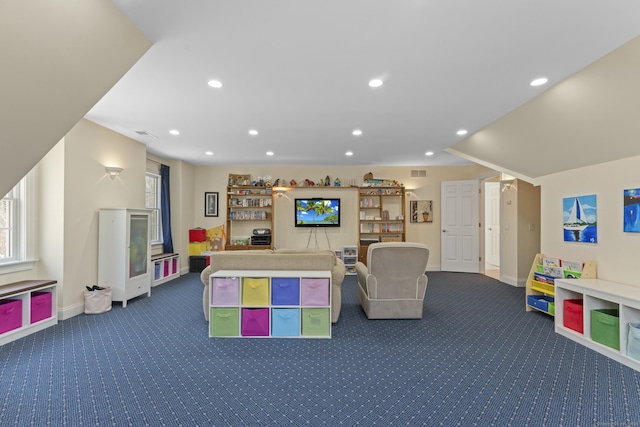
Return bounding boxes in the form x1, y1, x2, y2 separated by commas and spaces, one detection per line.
484, 179, 501, 280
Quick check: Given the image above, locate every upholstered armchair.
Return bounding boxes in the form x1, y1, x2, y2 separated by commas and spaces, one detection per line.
355, 242, 430, 319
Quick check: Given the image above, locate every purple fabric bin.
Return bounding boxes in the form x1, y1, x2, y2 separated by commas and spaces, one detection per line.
241, 308, 270, 336
211, 277, 240, 306
271, 277, 300, 305
300, 278, 330, 306
0, 299, 22, 334
30, 292, 52, 323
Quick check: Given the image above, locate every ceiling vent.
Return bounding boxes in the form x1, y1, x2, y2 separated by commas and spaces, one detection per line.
134, 130, 158, 139
410, 170, 427, 178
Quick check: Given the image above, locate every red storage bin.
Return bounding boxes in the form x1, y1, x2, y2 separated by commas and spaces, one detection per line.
31, 291, 52, 323
0, 299, 22, 334
189, 228, 206, 242
564, 299, 584, 334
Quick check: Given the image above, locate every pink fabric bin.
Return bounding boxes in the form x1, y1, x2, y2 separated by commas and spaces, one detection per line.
241, 308, 269, 336
0, 299, 22, 334
300, 278, 330, 306
31, 291, 52, 323
211, 277, 240, 306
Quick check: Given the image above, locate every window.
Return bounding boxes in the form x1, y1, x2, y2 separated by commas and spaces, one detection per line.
0, 172, 35, 274
145, 172, 162, 244
0, 183, 18, 261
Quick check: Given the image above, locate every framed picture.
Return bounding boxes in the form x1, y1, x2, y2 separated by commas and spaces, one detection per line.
624, 188, 640, 232
410, 200, 433, 223
204, 192, 219, 217
563, 194, 597, 243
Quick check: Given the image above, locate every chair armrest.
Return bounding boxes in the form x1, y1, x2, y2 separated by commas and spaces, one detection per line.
417, 274, 428, 299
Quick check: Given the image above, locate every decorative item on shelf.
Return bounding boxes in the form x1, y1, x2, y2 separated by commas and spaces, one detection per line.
264, 175, 272, 187
364, 172, 373, 181
325, 175, 331, 186
318, 178, 324, 187
289, 179, 297, 187
304, 178, 315, 187
334, 178, 341, 187
273, 178, 280, 187
228, 173, 251, 186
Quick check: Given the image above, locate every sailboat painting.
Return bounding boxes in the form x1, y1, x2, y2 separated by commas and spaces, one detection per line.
623, 188, 640, 232
563, 195, 597, 243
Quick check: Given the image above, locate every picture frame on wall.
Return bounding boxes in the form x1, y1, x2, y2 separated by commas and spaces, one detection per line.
205, 192, 219, 217
410, 200, 433, 223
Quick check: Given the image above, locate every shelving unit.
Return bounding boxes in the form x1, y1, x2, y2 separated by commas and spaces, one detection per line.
342, 246, 358, 275
0, 280, 57, 346
209, 270, 331, 338
358, 186, 405, 265
226, 186, 273, 250
555, 278, 640, 372
151, 253, 180, 286
525, 253, 596, 316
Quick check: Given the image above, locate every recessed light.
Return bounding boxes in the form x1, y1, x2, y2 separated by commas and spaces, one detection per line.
248, 129, 258, 136
169, 129, 180, 136
456, 129, 468, 136
345, 151, 354, 156
207, 80, 223, 88
425, 151, 434, 156
530, 77, 548, 87
368, 79, 383, 88
205, 151, 213, 156
352, 129, 363, 136
266, 151, 274, 156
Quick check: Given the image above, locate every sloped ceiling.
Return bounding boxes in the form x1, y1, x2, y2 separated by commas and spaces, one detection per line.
0, 0, 151, 197
447, 35, 640, 183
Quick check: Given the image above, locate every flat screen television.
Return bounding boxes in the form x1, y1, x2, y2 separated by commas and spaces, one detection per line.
294, 198, 340, 227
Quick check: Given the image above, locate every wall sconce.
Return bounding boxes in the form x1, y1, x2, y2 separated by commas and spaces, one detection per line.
273, 187, 287, 198
500, 173, 516, 192
105, 166, 123, 180
406, 189, 414, 197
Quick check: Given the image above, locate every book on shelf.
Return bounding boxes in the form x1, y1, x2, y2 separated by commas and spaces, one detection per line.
533, 273, 556, 285
561, 260, 583, 273
542, 266, 564, 278
542, 257, 561, 267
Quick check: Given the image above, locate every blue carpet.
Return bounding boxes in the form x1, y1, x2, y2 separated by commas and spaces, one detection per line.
1, 272, 639, 426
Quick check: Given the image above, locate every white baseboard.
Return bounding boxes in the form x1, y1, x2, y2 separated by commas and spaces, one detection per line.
500, 274, 526, 287
58, 302, 84, 321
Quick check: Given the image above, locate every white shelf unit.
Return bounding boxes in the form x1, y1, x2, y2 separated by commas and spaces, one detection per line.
209, 270, 331, 339
342, 246, 357, 275
151, 253, 180, 286
555, 278, 640, 372
0, 280, 58, 346
98, 209, 152, 307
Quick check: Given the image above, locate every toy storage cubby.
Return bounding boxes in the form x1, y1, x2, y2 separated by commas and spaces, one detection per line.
555, 278, 640, 372
0, 280, 58, 346
209, 270, 331, 339
151, 253, 180, 286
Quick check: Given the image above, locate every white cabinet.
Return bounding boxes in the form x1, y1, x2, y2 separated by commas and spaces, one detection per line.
98, 209, 151, 307
555, 278, 640, 372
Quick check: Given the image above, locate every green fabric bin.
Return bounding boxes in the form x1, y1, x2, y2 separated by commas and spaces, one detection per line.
301, 308, 330, 337
591, 309, 620, 350
210, 307, 240, 337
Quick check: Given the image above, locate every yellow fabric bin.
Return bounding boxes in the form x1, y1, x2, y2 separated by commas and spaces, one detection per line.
189, 242, 207, 256
242, 277, 270, 306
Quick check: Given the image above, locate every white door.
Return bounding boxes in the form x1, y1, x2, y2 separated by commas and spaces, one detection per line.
484, 182, 501, 267
441, 180, 480, 273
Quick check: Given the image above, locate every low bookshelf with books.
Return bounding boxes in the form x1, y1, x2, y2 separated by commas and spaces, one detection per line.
525, 253, 596, 316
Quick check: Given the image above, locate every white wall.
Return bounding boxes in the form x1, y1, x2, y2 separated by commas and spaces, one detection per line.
538, 154, 640, 287
193, 164, 494, 270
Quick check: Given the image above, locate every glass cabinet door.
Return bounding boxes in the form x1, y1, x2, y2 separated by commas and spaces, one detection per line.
129, 214, 149, 278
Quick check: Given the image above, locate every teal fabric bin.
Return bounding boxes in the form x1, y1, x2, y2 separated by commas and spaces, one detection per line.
628, 322, 640, 361
591, 309, 620, 350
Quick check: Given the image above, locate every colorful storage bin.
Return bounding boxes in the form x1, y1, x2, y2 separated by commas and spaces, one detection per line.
211, 277, 240, 306
242, 278, 270, 306
0, 299, 22, 334
210, 308, 240, 337
627, 322, 640, 361
591, 309, 620, 350
30, 291, 52, 323
189, 228, 207, 242
301, 308, 330, 337
300, 278, 330, 306
527, 295, 554, 314
189, 242, 207, 256
563, 299, 584, 334
271, 278, 300, 306
241, 308, 269, 336
271, 308, 300, 337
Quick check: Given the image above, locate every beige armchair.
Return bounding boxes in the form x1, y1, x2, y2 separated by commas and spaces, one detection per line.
355, 242, 430, 319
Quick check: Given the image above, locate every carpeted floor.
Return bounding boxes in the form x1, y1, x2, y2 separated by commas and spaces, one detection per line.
1, 272, 639, 426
